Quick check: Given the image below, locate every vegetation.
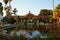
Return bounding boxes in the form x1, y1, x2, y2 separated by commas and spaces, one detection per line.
33, 36, 42, 40
1, 16, 16, 24
0, 0, 60, 40
3, 0, 12, 4
20, 35, 27, 40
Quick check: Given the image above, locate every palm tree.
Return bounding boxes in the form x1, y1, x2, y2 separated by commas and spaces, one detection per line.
3, 0, 12, 17
3, 0, 9, 5
13, 8, 18, 22
3, 0, 12, 5
13, 8, 17, 16
13, 8, 19, 30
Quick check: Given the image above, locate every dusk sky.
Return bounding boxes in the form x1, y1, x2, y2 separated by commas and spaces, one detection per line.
0, 0, 60, 16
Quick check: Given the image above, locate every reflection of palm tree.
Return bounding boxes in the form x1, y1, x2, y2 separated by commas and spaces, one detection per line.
34, 36, 41, 40
20, 35, 27, 40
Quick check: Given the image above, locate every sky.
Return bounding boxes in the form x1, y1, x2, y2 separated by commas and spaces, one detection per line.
0, 0, 60, 16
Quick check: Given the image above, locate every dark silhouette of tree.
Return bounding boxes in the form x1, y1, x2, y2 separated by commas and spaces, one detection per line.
54, 4, 60, 18
3, 0, 12, 5
1, 16, 16, 24
3, 0, 9, 4
38, 9, 52, 23
0, 2, 3, 16
39, 9, 52, 16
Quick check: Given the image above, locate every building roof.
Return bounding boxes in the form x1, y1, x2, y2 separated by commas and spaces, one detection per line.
12, 11, 49, 19
19, 16, 25, 18
25, 11, 36, 19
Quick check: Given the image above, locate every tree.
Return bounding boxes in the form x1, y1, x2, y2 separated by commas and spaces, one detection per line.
13, 8, 17, 15
56, 4, 60, 9
38, 9, 53, 23
34, 36, 41, 40
3, 0, 9, 4
3, 0, 12, 5
1, 16, 16, 24
38, 9, 53, 34
52, 4, 60, 37
20, 35, 27, 40
1, 16, 9, 22
0, 2, 3, 16
8, 17, 16, 24
39, 9, 52, 16
54, 4, 60, 18
3, 0, 12, 17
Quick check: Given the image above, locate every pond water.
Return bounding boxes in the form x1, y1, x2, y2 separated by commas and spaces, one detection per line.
1, 24, 48, 40
0, 29, 48, 40
9, 30, 48, 39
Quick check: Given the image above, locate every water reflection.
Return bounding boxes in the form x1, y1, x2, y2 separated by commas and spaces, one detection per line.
32, 30, 41, 37
0, 24, 48, 40
9, 30, 47, 38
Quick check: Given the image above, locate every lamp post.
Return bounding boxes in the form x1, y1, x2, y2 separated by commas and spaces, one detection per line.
53, 0, 54, 9
52, 0, 56, 19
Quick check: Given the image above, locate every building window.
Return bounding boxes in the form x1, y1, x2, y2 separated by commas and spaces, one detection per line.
27, 19, 33, 23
